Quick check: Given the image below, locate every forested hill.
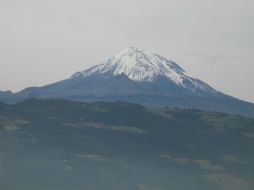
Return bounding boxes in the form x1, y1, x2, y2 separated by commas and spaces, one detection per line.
0, 99, 254, 190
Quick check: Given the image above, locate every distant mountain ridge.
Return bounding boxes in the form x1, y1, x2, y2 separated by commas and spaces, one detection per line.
0, 47, 254, 117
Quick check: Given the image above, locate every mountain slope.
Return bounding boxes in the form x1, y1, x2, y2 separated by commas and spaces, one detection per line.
72, 47, 219, 95
0, 99, 254, 190
1, 47, 254, 117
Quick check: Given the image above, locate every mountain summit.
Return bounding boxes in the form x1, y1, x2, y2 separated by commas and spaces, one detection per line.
1, 47, 254, 117
73, 47, 187, 83
71, 47, 218, 96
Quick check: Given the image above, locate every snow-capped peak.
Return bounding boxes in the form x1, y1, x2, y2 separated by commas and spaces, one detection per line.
72, 47, 189, 85
71, 47, 219, 94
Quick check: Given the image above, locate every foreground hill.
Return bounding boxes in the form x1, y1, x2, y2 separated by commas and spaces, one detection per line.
1, 47, 254, 117
0, 99, 254, 190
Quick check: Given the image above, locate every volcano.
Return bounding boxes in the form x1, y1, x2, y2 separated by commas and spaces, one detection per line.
1, 47, 254, 117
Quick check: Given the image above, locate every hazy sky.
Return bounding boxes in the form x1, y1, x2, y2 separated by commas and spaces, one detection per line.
0, 0, 254, 102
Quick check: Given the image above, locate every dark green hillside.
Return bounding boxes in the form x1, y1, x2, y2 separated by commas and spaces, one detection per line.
0, 99, 254, 190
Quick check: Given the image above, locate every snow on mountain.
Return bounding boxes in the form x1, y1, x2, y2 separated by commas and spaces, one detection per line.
72, 47, 217, 93
2, 47, 254, 117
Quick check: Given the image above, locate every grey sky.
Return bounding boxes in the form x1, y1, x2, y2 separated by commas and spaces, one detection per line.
0, 0, 254, 102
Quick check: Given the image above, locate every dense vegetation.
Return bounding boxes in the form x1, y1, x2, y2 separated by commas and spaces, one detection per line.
0, 99, 254, 190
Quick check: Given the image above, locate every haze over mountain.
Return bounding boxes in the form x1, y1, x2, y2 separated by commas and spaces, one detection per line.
0, 99, 254, 190
0, 47, 254, 117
